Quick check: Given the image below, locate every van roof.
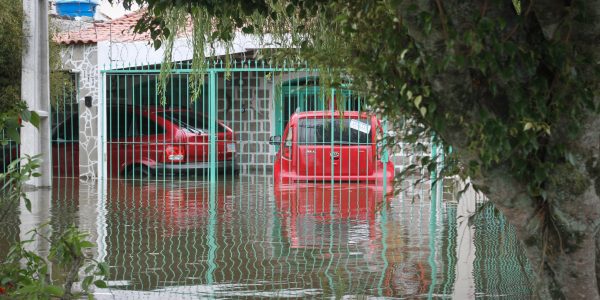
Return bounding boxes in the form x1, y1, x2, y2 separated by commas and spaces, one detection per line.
291, 110, 374, 120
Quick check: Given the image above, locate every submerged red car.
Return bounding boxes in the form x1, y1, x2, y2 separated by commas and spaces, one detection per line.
270, 111, 394, 184
52, 105, 238, 178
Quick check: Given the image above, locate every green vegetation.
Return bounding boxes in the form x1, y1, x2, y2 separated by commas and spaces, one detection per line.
0, 158, 109, 299
0, 224, 109, 299
0, 0, 27, 143
117, 0, 600, 298
0, 1, 107, 298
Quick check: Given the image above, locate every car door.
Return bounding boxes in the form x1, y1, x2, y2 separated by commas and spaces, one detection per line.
107, 108, 131, 177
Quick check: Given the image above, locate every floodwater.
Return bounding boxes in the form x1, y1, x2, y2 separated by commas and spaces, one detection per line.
1, 176, 534, 299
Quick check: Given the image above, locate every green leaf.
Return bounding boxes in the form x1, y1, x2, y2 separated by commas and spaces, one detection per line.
565, 152, 576, 165
20, 109, 31, 122
25, 198, 32, 212
285, 4, 295, 16
414, 95, 422, 108
97, 262, 109, 275
153, 39, 162, 50
82, 276, 93, 290
6, 127, 20, 143
29, 111, 40, 128
85, 264, 95, 273
523, 122, 533, 131
79, 241, 95, 248
45, 285, 64, 296
420, 107, 427, 117
94, 280, 108, 288
241, 25, 254, 34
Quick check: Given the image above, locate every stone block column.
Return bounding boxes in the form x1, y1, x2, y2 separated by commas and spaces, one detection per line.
60, 44, 99, 180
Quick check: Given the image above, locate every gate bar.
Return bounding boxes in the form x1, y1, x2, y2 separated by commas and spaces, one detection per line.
208, 70, 217, 183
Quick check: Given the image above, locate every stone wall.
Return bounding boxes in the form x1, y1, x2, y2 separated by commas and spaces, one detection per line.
216, 72, 275, 174
60, 44, 99, 179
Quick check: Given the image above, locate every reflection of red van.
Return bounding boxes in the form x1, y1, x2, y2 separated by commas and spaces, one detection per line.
270, 111, 394, 184
274, 182, 393, 249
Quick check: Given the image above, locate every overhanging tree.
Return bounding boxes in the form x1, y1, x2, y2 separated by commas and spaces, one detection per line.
115, 0, 600, 298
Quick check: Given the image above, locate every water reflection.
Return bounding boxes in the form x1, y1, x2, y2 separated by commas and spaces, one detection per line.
0, 178, 534, 299
274, 183, 393, 249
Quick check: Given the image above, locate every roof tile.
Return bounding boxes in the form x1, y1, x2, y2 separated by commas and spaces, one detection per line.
55, 10, 149, 44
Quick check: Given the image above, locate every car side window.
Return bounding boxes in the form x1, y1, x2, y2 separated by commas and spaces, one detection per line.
108, 109, 129, 139
131, 116, 165, 137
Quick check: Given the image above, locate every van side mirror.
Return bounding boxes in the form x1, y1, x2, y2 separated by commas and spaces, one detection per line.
269, 135, 281, 145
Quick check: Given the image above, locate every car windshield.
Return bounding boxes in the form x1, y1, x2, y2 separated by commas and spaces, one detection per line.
161, 111, 227, 133
297, 118, 372, 145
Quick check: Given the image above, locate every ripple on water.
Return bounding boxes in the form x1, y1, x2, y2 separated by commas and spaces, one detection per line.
0, 177, 533, 298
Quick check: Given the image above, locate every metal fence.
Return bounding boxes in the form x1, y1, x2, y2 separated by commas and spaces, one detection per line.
0, 57, 540, 298
93, 60, 412, 186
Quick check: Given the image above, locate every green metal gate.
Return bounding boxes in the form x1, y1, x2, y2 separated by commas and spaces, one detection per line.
98, 60, 383, 184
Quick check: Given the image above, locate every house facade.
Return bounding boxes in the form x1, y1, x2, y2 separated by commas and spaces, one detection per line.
55, 11, 332, 178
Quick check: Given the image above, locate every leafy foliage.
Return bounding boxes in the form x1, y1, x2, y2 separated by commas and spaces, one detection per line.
118, 0, 599, 197
0, 0, 26, 142
0, 155, 42, 221
0, 225, 109, 299
49, 21, 77, 111
0, 4, 106, 297
0, 156, 108, 299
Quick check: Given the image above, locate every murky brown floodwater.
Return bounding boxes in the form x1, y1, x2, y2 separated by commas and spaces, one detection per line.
1, 176, 533, 299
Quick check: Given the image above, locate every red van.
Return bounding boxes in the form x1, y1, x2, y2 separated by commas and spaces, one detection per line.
52, 105, 238, 178
270, 111, 394, 184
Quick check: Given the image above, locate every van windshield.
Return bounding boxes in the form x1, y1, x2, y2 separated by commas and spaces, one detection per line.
297, 118, 372, 145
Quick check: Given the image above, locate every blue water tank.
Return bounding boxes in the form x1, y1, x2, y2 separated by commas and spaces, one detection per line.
56, 0, 100, 18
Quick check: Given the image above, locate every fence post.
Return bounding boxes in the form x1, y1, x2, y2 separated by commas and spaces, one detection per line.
209, 70, 217, 183
428, 133, 439, 299
21, 0, 51, 187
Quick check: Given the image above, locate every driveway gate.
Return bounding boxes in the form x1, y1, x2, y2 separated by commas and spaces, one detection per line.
98, 60, 402, 186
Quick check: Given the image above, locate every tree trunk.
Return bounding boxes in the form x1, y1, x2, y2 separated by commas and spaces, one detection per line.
475, 114, 600, 299
487, 186, 600, 299
596, 229, 600, 293
395, 0, 600, 297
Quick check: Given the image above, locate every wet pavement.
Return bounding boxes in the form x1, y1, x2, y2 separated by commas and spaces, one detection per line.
1, 176, 534, 299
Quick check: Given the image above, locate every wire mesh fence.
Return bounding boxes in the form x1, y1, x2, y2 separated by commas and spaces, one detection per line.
0, 12, 537, 298
95, 60, 403, 187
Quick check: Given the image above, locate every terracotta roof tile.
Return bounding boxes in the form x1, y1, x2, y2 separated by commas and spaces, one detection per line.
55, 10, 149, 44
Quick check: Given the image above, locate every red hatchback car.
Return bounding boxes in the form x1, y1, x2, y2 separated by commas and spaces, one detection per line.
52, 106, 238, 178
270, 111, 394, 184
